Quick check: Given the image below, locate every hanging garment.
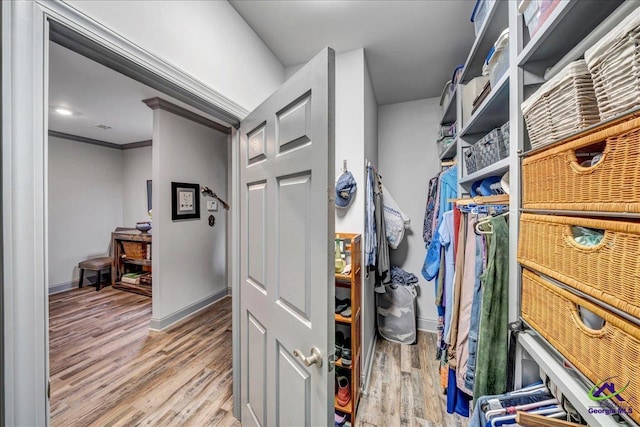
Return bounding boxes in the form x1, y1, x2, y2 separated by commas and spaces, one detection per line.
423, 174, 440, 245
422, 166, 458, 281
446, 211, 467, 351
438, 211, 456, 345
381, 183, 410, 249
464, 226, 487, 392
474, 216, 509, 401
445, 214, 473, 417
374, 173, 390, 283
365, 165, 376, 268
456, 215, 481, 395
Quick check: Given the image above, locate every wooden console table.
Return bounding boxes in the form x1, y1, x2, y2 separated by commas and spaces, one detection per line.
111, 230, 152, 296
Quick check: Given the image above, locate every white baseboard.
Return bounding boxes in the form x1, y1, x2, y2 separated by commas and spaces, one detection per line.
417, 317, 438, 333
360, 329, 377, 395
149, 288, 228, 331
48, 280, 78, 295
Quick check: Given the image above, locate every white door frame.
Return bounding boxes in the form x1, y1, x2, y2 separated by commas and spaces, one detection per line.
2, 1, 245, 424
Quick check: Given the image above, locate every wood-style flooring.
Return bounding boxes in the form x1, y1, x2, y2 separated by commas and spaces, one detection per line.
49, 287, 238, 427
356, 331, 470, 427
51, 288, 469, 427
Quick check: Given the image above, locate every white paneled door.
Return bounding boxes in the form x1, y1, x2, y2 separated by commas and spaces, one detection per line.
239, 47, 335, 426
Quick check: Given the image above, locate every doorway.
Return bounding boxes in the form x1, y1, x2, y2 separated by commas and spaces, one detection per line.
2, 2, 244, 424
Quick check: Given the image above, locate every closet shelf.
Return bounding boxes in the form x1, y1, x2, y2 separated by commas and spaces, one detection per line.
455, 194, 509, 206
335, 310, 359, 324
519, 332, 631, 427
121, 257, 151, 267
460, 158, 509, 185
518, 0, 624, 73
440, 87, 457, 125
460, 73, 509, 140
460, 0, 508, 84
334, 396, 352, 415
439, 140, 457, 160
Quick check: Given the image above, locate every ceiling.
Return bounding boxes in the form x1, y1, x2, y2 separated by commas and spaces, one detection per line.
229, 0, 476, 105
49, 42, 225, 145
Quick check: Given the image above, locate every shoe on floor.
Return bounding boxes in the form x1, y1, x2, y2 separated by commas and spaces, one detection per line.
336, 376, 351, 407
335, 410, 348, 426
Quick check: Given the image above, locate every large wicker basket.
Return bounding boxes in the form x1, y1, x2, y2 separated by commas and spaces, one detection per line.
120, 241, 147, 259
522, 111, 640, 213
585, 7, 640, 120
519, 213, 640, 319
521, 60, 600, 150
521, 269, 640, 423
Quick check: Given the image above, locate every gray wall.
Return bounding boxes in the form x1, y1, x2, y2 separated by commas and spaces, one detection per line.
151, 109, 228, 327
378, 97, 441, 332
48, 136, 124, 288
122, 146, 152, 226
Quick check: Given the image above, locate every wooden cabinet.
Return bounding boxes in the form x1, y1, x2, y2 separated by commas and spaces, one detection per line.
334, 232, 361, 424
111, 230, 152, 297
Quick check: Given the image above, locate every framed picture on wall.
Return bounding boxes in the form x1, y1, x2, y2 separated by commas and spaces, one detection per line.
171, 182, 200, 221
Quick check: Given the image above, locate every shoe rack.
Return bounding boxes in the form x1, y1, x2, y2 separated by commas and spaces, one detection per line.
334, 232, 362, 424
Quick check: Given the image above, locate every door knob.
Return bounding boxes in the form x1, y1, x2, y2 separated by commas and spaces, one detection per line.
293, 347, 323, 368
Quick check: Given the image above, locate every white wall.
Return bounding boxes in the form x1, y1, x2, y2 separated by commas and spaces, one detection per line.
122, 146, 152, 226
48, 136, 124, 287
65, 0, 285, 112
378, 97, 441, 331
152, 109, 228, 326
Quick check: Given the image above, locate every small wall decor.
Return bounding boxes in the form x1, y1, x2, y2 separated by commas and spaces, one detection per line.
171, 182, 200, 221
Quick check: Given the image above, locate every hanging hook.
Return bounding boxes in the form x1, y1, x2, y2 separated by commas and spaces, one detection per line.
343, 159, 348, 172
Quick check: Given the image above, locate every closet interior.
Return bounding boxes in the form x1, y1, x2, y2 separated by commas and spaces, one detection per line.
433, 0, 640, 425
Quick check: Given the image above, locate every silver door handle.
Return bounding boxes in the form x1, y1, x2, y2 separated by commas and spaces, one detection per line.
293, 347, 323, 368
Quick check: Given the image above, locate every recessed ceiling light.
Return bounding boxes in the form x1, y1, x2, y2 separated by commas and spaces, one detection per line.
54, 108, 73, 116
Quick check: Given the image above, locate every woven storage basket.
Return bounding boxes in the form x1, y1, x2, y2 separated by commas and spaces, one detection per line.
522, 111, 640, 213
521, 269, 640, 423
120, 241, 146, 259
522, 60, 600, 150
518, 213, 640, 319
585, 7, 640, 120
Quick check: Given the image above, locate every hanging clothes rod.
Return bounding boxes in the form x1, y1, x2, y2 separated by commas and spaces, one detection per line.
544, 1, 640, 80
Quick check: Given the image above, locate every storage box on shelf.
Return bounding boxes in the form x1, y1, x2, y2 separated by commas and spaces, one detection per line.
522, 110, 640, 212
519, 0, 560, 38
585, 7, 640, 121
471, 0, 492, 36
519, 213, 640, 319
462, 124, 509, 175
487, 28, 509, 88
462, 76, 490, 127
521, 59, 600, 151
334, 233, 362, 423
521, 269, 640, 423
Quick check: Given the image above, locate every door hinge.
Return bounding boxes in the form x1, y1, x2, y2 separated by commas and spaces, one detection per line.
48, 379, 51, 399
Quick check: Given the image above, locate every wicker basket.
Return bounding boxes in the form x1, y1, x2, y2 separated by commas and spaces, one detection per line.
519, 213, 640, 319
521, 269, 640, 422
120, 241, 147, 259
522, 60, 600, 150
522, 112, 640, 213
585, 7, 640, 120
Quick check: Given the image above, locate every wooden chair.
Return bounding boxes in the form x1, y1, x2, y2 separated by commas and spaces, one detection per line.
78, 227, 136, 291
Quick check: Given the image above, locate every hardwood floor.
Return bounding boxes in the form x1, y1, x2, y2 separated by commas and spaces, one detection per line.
356, 331, 470, 427
49, 287, 238, 427
51, 288, 468, 426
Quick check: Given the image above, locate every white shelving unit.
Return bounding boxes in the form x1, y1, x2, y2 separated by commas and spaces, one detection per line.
434, 0, 640, 424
